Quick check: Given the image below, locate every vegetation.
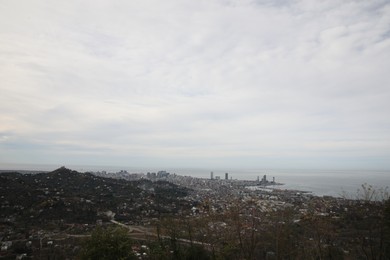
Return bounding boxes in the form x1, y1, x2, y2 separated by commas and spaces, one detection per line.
0, 167, 189, 226
75, 197, 390, 259
79, 226, 136, 260
155, 198, 390, 259
1, 168, 389, 259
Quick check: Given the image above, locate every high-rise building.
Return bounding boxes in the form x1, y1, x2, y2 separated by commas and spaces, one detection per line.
225, 172, 228, 180
210, 171, 214, 180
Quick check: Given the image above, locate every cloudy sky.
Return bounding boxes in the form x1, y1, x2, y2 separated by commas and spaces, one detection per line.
1, 0, 390, 170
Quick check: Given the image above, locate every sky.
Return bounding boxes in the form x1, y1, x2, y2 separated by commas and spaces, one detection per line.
1, 0, 390, 170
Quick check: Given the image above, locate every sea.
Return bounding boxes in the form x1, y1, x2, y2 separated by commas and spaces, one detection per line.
1, 163, 389, 199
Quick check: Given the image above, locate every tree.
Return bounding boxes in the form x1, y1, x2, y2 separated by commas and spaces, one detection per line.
384, 199, 390, 258
79, 226, 136, 260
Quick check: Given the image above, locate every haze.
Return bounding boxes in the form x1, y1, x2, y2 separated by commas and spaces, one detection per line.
1, 0, 390, 170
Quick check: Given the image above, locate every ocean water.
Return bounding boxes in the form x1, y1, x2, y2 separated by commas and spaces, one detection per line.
1, 163, 389, 198
164, 168, 390, 198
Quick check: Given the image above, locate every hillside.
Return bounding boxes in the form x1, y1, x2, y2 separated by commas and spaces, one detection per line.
1, 167, 389, 259
0, 167, 190, 227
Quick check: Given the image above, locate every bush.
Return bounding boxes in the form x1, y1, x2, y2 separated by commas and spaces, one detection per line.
79, 226, 136, 260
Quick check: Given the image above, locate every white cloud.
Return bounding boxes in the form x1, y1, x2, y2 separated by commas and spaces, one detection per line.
1, 0, 390, 169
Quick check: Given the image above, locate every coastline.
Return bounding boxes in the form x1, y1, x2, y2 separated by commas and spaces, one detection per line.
1, 164, 389, 198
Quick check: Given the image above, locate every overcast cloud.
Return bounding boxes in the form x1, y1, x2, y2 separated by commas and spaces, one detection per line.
1, 0, 390, 169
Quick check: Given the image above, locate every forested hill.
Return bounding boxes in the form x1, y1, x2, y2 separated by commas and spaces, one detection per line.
0, 167, 190, 226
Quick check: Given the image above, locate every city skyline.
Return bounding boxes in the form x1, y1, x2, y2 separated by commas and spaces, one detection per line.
1, 0, 390, 170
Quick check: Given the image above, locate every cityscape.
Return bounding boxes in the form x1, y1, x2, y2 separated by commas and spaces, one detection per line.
1, 0, 390, 259
1, 167, 389, 259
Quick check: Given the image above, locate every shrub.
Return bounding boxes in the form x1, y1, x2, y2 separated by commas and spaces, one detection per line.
79, 226, 136, 260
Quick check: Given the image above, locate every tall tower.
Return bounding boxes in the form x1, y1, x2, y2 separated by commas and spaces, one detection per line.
225, 172, 228, 180
210, 171, 214, 180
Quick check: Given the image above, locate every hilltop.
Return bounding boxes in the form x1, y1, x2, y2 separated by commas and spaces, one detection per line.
0, 167, 190, 227
0, 167, 389, 259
